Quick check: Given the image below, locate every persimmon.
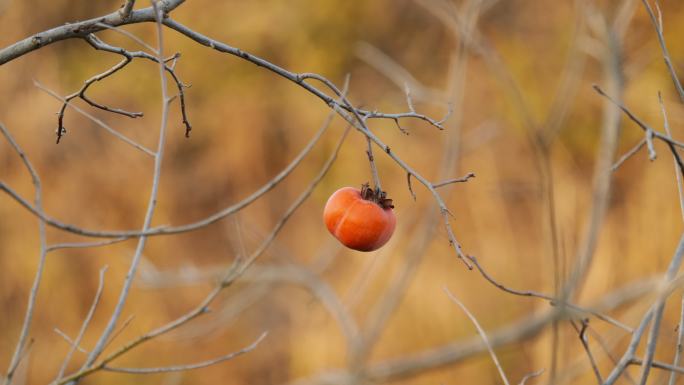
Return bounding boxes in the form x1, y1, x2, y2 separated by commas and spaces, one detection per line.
323, 183, 396, 252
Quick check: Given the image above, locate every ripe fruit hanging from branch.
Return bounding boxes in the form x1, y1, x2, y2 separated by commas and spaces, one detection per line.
323, 183, 396, 252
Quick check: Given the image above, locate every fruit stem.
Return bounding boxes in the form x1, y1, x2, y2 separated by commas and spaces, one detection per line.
365, 136, 383, 191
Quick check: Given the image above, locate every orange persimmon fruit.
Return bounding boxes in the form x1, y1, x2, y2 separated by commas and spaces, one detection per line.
323, 183, 396, 252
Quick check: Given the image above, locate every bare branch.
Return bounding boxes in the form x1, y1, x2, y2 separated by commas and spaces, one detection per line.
55, 52, 142, 143
55, 266, 108, 382
52, 328, 88, 354
47, 238, 129, 253
407, 173, 417, 200
638, 237, 684, 384
100, 315, 135, 354
1, 123, 47, 385
80, 33, 192, 139
670, 297, 684, 385
659, 92, 684, 223
444, 287, 510, 385
102, 331, 267, 374
595, 85, 684, 189
570, 320, 603, 384
612, 138, 646, 171
94, 22, 157, 53
629, 357, 684, 375
468, 255, 632, 332
34, 81, 155, 156
366, 134, 382, 191
593, 85, 684, 151
433, 172, 475, 188
640, 0, 684, 102
53, 329, 87, 353
0, 0, 186, 65
659, 91, 684, 385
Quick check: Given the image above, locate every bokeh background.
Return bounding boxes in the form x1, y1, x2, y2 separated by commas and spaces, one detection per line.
2, 0, 684, 384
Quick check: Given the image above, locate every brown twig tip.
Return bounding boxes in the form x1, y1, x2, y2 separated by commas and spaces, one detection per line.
433, 172, 476, 188
592, 84, 604, 95
360, 182, 394, 209
393, 118, 409, 135
407, 173, 417, 201
56, 126, 66, 143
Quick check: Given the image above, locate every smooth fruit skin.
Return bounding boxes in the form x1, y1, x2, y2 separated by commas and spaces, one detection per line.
323, 187, 396, 252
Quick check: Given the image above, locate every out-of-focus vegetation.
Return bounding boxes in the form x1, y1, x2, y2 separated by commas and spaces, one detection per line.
2, 0, 684, 384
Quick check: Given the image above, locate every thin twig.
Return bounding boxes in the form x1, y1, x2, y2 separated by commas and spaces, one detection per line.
640, 0, 684, 102
629, 357, 684, 374
587, 326, 638, 385
366, 134, 382, 191
518, 368, 545, 385
55, 49, 143, 142
407, 173, 416, 200
432, 172, 475, 188
1, 123, 47, 385
638, 234, 684, 384
47, 238, 129, 252
100, 315, 135, 354
593, 85, 684, 152
53, 329, 87, 353
34, 81, 155, 156
659, 92, 684, 385
468, 255, 633, 332
612, 138, 646, 171
55, 266, 108, 382
94, 22, 156, 53
81, 33, 192, 138
659, 92, 684, 223
444, 287, 510, 385
671, 297, 684, 385
570, 320, 603, 384
102, 331, 267, 374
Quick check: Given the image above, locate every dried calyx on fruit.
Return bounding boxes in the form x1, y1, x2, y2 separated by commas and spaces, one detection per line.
360, 183, 394, 210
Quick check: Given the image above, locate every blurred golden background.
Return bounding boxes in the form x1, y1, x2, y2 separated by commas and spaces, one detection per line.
2, 0, 684, 384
